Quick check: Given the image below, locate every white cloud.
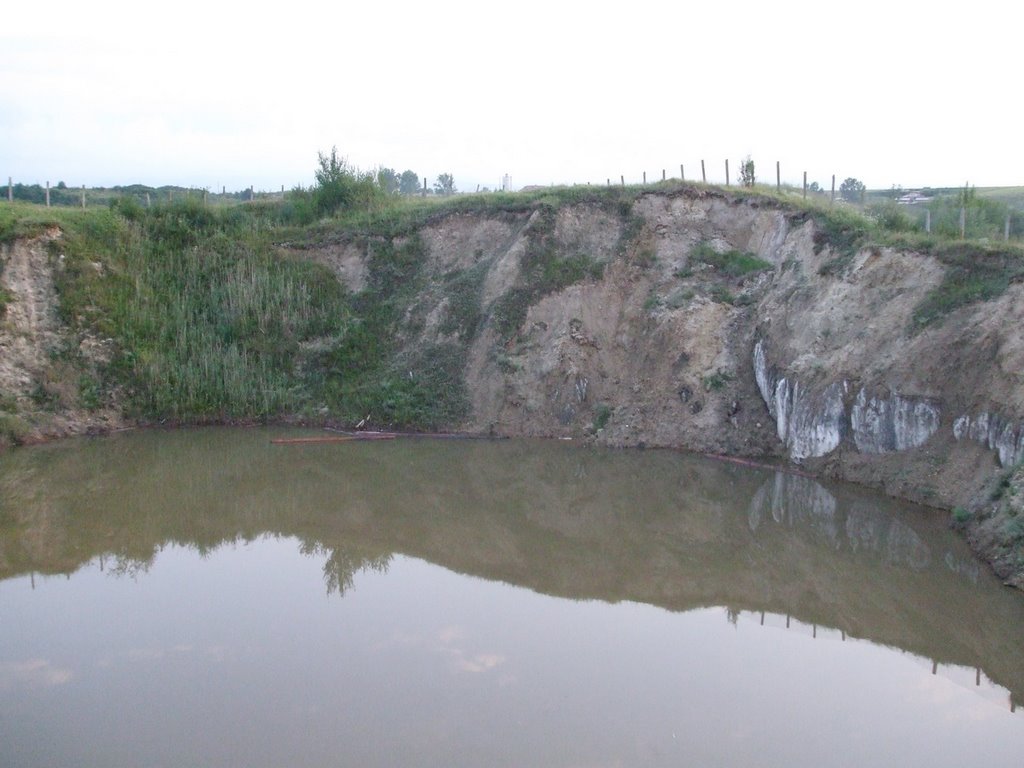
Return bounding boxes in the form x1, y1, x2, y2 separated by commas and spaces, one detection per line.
0, 659, 73, 689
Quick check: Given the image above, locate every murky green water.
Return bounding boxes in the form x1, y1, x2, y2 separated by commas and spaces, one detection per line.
2, 427, 1023, 767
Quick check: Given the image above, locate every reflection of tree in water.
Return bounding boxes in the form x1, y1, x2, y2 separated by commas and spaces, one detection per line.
299, 541, 392, 596
105, 552, 156, 579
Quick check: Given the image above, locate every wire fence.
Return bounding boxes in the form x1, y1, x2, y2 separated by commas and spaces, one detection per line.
5, 163, 1021, 243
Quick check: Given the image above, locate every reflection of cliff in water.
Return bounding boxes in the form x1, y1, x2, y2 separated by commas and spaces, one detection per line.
748, 472, 955, 574
1, 427, 1022, 704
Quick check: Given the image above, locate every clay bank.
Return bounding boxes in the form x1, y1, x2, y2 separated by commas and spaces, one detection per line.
2, 186, 1023, 584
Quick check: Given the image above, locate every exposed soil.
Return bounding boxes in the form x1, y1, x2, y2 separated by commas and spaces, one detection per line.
0, 233, 124, 445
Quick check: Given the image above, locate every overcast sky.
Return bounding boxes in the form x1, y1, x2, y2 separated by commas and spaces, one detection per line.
3, 1, 1020, 193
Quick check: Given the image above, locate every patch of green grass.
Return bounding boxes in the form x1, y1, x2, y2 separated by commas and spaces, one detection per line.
592, 403, 613, 432
439, 262, 488, 341
702, 370, 734, 391
708, 285, 735, 305
0, 392, 18, 413
911, 244, 1024, 329
952, 506, 972, 524
666, 288, 694, 309
78, 374, 103, 410
29, 380, 60, 411
643, 294, 662, 312
691, 242, 773, 277
0, 413, 31, 445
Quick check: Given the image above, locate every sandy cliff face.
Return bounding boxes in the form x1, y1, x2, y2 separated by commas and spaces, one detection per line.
0, 233, 123, 443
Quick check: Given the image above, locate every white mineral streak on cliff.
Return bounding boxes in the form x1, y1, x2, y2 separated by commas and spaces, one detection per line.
850, 389, 941, 454
953, 412, 1024, 466
753, 340, 844, 460
755, 340, 941, 461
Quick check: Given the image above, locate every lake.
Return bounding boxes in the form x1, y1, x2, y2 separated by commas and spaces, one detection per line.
2, 427, 1023, 767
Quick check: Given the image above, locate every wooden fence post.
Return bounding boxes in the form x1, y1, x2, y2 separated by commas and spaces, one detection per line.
7, 177, 11, 202
607, 178, 610, 186
620, 175, 624, 187
925, 209, 931, 233
81, 185, 86, 209
803, 171, 807, 199
662, 169, 666, 182
725, 159, 730, 186
776, 161, 780, 192
680, 164, 684, 181
146, 192, 151, 208
701, 160, 706, 183
1006, 213, 1011, 241
423, 178, 427, 196
643, 171, 647, 185
45, 181, 50, 207
960, 206, 966, 238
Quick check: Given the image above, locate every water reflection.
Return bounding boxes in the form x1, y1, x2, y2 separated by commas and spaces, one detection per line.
1, 427, 1023, 708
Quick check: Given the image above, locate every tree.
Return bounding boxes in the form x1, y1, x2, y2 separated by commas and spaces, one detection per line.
399, 170, 420, 196
376, 167, 399, 195
312, 147, 383, 215
808, 181, 821, 193
433, 173, 456, 196
313, 146, 357, 215
739, 156, 755, 187
839, 177, 866, 202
